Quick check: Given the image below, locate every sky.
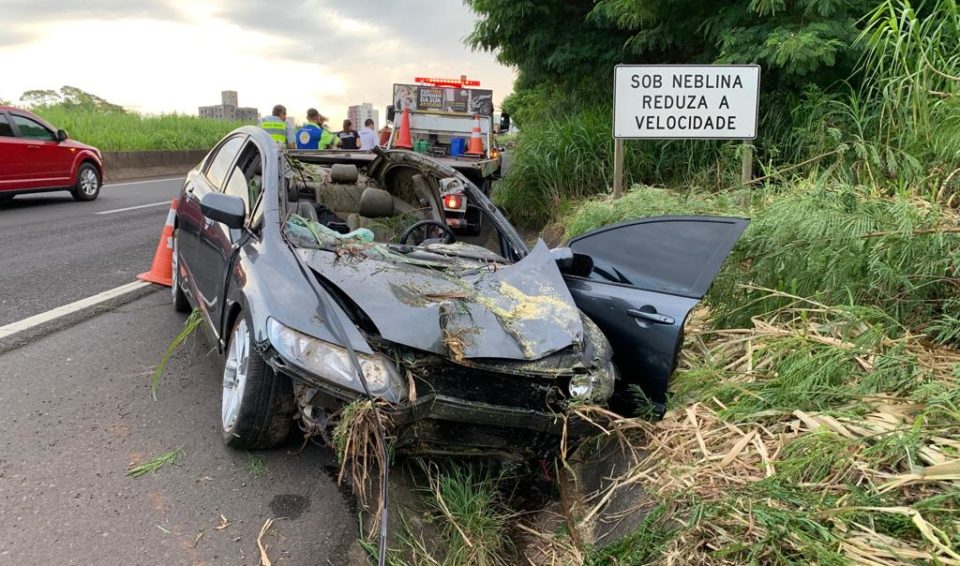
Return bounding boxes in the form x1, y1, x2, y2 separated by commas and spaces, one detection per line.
0, 0, 516, 123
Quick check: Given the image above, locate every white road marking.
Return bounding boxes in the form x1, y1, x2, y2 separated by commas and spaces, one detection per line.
0, 281, 153, 340
104, 176, 184, 187
96, 201, 173, 215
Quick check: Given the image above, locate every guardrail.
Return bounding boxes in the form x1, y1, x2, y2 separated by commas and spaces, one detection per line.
102, 150, 208, 181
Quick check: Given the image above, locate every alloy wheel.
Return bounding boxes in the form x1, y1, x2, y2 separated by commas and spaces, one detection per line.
222, 319, 250, 431
79, 168, 99, 196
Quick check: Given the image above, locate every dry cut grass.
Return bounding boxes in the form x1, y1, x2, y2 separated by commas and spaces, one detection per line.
579, 291, 960, 565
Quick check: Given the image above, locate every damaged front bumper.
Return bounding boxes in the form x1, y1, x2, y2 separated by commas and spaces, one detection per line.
389, 393, 594, 459
265, 345, 595, 459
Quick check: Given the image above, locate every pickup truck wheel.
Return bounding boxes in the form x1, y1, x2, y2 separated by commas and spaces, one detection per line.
221, 314, 295, 449
71, 163, 101, 201
171, 230, 191, 313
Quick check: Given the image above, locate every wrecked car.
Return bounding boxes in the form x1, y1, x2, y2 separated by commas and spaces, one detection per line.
170, 126, 747, 457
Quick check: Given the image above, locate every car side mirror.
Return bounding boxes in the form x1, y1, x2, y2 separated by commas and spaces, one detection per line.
499, 113, 511, 133
201, 192, 246, 229
551, 247, 593, 277
56, 129, 68, 142
386, 105, 396, 122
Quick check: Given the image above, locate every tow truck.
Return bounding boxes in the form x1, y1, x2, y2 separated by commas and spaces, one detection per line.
287, 76, 510, 235
384, 76, 508, 235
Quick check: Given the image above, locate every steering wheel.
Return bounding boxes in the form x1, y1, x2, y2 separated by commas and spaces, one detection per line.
399, 219, 456, 246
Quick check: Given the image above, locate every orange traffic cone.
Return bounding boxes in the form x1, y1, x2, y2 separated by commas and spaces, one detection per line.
394, 105, 413, 150
466, 115, 484, 156
137, 199, 177, 287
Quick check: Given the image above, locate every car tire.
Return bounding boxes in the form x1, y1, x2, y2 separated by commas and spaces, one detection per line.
0, 194, 14, 202
221, 313, 296, 449
171, 229, 191, 313
71, 163, 101, 201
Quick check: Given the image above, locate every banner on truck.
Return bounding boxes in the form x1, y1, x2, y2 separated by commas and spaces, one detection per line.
394, 84, 494, 116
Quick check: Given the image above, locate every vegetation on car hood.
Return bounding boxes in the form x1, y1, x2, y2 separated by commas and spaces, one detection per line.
294, 239, 585, 363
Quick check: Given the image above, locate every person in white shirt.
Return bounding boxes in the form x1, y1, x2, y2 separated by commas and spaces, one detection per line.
359, 118, 377, 151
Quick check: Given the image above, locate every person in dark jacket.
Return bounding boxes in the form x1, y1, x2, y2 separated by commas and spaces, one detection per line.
336, 119, 360, 150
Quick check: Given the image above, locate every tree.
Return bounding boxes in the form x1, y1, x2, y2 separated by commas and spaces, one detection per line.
19, 89, 62, 107
59, 85, 125, 112
467, 1, 630, 103
466, 0, 873, 119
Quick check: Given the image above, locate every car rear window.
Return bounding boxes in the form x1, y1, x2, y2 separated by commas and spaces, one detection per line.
0, 114, 13, 137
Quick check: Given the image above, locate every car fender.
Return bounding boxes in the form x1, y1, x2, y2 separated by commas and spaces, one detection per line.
219, 233, 374, 357
70, 149, 103, 180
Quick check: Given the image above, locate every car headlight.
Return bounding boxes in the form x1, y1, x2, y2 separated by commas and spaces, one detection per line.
568, 362, 616, 403
267, 318, 404, 401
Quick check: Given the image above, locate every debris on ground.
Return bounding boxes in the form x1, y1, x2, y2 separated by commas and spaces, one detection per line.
126, 447, 184, 478
257, 517, 281, 566
151, 308, 202, 400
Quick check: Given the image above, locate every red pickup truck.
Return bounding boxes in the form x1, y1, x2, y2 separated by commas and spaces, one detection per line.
0, 106, 103, 202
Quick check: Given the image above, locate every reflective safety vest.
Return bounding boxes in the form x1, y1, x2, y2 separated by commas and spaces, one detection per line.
295, 123, 323, 149
259, 119, 287, 145
319, 128, 338, 149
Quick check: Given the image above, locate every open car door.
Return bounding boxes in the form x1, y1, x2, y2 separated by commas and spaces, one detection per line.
563, 216, 749, 416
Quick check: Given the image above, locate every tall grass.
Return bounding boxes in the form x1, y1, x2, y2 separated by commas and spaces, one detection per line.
496, 1, 960, 227
566, 183, 960, 343
32, 106, 250, 152
495, 105, 743, 226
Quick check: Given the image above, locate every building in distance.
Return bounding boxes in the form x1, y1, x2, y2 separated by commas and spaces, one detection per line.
347, 102, 379, 130
199, 91, 258, 122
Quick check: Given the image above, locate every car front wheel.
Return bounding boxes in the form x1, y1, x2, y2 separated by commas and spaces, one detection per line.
71, 163, 101, 201
221, 314, 295, 449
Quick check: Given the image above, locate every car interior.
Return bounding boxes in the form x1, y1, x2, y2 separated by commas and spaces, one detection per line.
283, 160, 506, 260
224, 143, 265, 216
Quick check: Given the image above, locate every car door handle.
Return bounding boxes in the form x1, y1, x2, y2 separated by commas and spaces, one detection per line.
26, 145, 40, 150
627, 309, 675, 325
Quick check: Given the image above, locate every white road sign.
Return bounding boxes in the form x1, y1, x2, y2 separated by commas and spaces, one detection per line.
613, 65, 760, 139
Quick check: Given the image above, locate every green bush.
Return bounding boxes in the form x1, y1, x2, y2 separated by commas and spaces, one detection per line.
711, 184, 960, 332
32, 106, 250, 152
566, 183, 960, 339
494, 105, 746, 227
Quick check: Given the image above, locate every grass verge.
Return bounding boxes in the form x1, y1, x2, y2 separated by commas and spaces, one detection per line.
31, 106, 249, 152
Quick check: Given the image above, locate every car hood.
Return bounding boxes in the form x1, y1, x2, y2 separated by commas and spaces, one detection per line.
296, 241, 584, 361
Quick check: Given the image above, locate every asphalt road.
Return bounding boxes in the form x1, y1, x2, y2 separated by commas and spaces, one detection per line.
0, 154, 522, 565
0, 291, 358, 565
0, 178, 184, 326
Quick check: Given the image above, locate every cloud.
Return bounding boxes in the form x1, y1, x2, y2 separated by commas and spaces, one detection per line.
0, 0, 514, 120
0, 29, 35, 48
3, 0, 183, 22
219, 0, 478, 65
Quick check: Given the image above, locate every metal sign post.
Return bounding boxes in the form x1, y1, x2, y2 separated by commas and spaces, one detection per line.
612, 65, 761, 195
